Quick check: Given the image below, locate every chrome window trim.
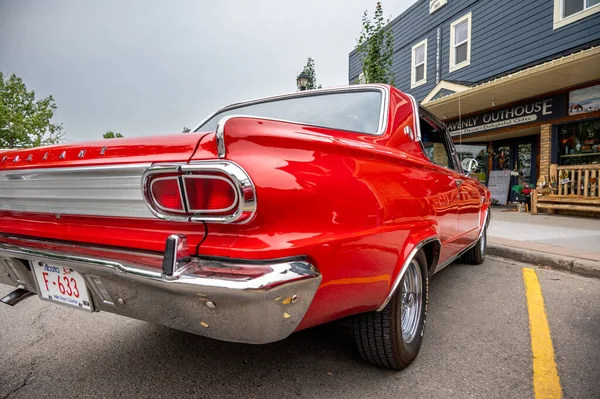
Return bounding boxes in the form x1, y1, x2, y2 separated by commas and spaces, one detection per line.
142, 160, 257, 224
181, 175, 239, 214
149, 176, 187, 214
406, 94, 422, 142
192, 85, 390, 136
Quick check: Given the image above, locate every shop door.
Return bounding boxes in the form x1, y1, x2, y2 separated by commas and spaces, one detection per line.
509, 137, 537, 202
491, 135, 537, 203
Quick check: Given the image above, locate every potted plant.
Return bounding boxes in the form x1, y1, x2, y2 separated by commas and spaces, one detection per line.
512, 183, 532, 203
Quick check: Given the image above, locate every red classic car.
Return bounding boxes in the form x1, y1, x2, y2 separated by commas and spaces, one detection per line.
0, 84, 490, 370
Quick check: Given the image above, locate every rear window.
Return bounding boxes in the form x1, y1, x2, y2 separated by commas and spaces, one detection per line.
195, 90, 383, 134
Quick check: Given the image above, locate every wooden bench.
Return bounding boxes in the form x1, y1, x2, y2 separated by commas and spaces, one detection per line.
532, 164, 600, 215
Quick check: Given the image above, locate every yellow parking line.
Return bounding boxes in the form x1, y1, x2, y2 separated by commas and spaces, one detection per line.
522, 268, 562, 399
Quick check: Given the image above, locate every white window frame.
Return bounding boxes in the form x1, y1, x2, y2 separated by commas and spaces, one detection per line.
553, 0, 600, 29
411, 39, 428, 89
449, 12, 472, 73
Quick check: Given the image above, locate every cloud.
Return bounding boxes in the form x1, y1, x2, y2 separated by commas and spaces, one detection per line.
0, 0, 414, 142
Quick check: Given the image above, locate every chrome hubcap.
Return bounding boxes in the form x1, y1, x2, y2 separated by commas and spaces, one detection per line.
400, 259, 423, 344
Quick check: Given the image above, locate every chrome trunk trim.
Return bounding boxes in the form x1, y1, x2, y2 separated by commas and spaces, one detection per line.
0, 164, 154, 218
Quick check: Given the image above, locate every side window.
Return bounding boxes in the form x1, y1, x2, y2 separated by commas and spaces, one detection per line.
420, 117, 454, 170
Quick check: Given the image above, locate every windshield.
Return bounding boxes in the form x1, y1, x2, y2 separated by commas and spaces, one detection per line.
195, 90, 383, 134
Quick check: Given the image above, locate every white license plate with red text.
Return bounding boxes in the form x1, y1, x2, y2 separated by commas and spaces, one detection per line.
32, 261, 93, 311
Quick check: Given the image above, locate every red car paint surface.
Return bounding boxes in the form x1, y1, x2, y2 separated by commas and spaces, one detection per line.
0, 85, 490, 331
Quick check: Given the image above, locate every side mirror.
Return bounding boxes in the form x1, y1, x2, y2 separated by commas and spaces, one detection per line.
461, 158, 479, 174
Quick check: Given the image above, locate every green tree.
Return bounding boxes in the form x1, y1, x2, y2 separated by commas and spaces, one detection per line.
103, 131, 123, 139
356, 2, 394, 85
182, 126, 191, 133
0, 72, 65, 149
296, 57, 322, 91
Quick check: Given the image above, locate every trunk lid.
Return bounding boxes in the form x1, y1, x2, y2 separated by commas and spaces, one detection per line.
0, 133, 208, 170
0, 133, 212, 253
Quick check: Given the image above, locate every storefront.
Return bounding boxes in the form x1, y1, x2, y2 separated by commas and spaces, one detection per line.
422, 47, 600, 207
554, 84, 600, 167
445, 93, 568, 203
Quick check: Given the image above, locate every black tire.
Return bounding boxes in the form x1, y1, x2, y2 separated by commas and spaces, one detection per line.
353, 252, 428, 370
462, 216, 488, 265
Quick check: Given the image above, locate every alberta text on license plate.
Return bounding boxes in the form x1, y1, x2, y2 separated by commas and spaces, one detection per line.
32, 261, 93, 311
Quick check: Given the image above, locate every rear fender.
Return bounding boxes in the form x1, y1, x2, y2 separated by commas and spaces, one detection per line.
376, 227, 441, 312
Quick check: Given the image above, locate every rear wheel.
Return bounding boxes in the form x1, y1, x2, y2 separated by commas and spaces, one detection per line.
353, 252, 428, 370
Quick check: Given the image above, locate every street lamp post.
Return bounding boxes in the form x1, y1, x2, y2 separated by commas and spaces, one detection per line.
296, 72, 310, 91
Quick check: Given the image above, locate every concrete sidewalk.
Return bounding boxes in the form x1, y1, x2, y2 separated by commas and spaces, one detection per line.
487, 207, 600, 278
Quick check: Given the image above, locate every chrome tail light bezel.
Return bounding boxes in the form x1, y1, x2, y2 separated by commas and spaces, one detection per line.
141, 160, 257, 224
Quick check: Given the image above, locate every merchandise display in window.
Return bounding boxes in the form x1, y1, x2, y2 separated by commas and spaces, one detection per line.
557, 119, 600, 165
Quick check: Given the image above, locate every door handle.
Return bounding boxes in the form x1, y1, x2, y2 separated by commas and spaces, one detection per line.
455, 179, 463, 188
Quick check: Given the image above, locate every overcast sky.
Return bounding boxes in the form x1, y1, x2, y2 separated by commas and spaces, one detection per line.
0, 0, 415, 142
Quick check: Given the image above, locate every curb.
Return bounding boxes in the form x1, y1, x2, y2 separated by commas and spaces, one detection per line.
487, 244, 600, 279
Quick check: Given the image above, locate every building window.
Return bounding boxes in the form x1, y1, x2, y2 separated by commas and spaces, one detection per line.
411, 39, 427, 88
557, 119, 600, 166
449, 12, 472, 73
554, 0, 600, 29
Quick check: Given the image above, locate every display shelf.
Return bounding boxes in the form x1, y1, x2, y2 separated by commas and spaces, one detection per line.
559, 152, 600, 158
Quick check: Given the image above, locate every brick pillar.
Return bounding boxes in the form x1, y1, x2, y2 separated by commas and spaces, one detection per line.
539, 124, 552, 180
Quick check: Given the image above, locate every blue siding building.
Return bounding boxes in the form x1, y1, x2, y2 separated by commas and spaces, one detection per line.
349, 0, 600, 204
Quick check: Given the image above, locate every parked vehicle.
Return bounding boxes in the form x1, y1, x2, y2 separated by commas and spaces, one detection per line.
0, 85, 490, 370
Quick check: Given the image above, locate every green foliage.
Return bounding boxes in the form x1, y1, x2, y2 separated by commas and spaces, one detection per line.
103, 131, 123, 139
0, 72, 65, 149
182, 126, 191, 133
356, 2, 394, 85
297, 57, 322, 91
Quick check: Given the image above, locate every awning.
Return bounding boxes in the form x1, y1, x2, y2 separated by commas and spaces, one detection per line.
423, 46, 600, 120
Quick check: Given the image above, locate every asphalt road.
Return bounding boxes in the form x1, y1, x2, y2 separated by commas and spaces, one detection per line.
1, 256, 599, 399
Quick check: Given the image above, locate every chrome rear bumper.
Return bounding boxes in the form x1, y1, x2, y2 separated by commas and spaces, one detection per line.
0, 235, 321, 344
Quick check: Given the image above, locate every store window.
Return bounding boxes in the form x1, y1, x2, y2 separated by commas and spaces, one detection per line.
557, 119, 600, 165
553, 0, 600, 29
455, 144, 488, 183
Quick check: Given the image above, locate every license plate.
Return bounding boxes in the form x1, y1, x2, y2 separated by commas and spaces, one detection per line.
32, 261, 93, 311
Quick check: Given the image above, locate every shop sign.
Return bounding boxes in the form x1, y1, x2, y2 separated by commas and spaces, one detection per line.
569, 83, 600, 115
447, 94, 567, 136
430, 0, 448, 14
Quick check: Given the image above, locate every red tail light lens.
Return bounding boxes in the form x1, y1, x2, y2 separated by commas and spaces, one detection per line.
151, 177, 184, 212
184, 176, 237, 212
143, 161, 256, 224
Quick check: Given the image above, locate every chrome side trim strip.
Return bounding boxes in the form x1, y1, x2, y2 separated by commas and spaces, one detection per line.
0, 163, 154, 218
142, 160, 257, 224
434, 239, 478, 273
193, 85, 390, 136
433, 209, 490, 273
377, 236, 440, 312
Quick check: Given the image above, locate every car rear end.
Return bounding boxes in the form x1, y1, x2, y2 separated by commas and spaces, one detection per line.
0, 132, 321, 344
